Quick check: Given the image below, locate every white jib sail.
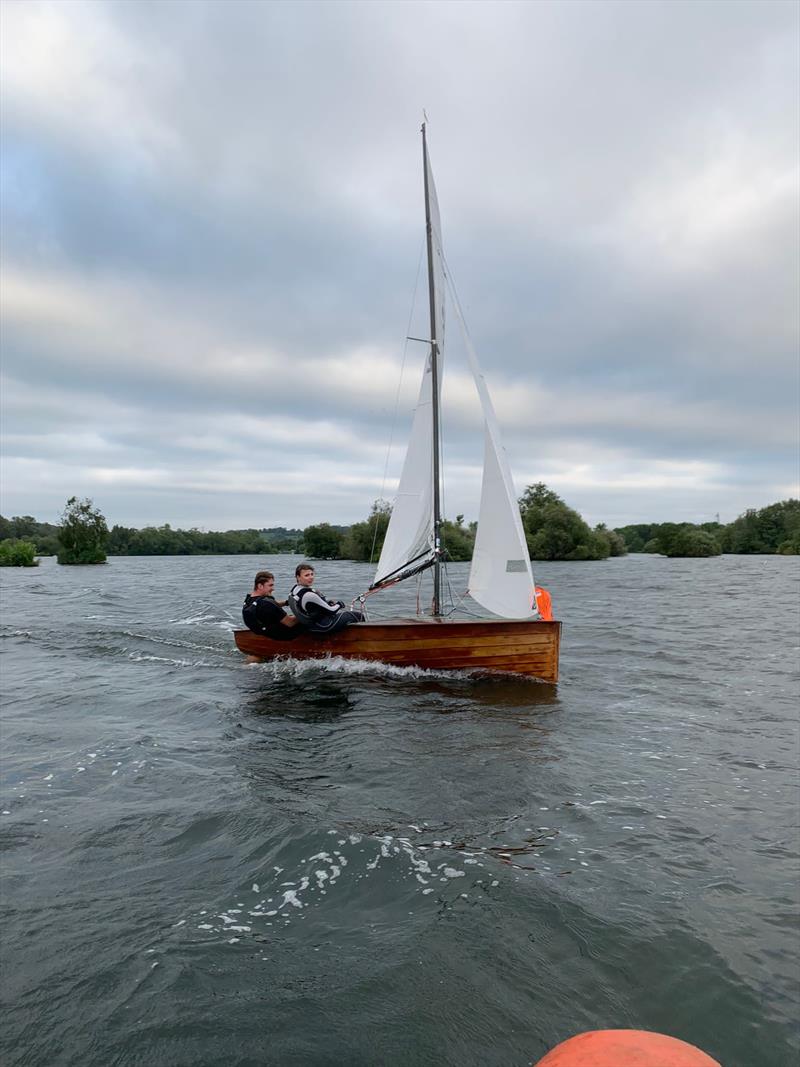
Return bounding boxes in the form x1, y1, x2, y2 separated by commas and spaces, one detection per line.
373, 352, 436, 586
450, 288, 538, 619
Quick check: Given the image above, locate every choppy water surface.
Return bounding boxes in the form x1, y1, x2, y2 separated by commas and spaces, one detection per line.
1, 554, 798, 1067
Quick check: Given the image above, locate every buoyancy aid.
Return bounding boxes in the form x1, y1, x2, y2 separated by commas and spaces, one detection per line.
288, 584, 315, 624
288, 584, 361, 636
534, 586, 553, 621
242, 593, 298, 641
289, 584, 342, 622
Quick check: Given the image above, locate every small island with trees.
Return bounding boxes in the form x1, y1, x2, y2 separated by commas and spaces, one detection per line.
1, 487, 797, 568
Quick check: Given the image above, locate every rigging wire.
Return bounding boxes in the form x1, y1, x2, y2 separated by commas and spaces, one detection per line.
440, 249, 473, 347
368, 235, 427, 567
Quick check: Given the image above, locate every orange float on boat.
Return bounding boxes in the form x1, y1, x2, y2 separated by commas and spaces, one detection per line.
534, 586, 553, 621
532, 1029, 721, 1066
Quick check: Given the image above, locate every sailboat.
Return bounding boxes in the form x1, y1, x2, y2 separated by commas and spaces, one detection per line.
234, 125, 561, 682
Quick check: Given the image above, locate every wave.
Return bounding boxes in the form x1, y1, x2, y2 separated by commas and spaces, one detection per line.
161, 827, 503, 948
246, 654, 497, 682
127, 652, 226, 668
120, 630, 235, 655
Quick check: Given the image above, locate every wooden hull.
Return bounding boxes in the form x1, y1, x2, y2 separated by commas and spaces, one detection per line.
234, 617, 561, 683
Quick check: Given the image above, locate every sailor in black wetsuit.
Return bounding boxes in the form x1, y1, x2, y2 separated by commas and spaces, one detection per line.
242, 570, 303, 641
289, 563, 364, 636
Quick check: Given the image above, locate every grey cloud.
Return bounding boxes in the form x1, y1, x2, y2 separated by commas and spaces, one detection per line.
1, 0, 797, 529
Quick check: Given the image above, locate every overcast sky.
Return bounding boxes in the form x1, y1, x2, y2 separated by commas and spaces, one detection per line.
1, 0, 797, 531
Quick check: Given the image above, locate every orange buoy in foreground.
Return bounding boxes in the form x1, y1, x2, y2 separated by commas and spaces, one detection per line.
533, 1029, 721, 1066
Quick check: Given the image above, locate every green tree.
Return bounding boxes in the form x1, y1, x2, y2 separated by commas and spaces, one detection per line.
340, 500, 392, 562
594, 523, 628, 557
34, 535, 60, 556
648, 523, 683, 555
614, 524, 655, 552
6, 515, 38, 539
778, 532, 800, 554
261, 527, 304, 552
640, 523, 722, 557
518, 483, 565, 511
519, 483, 610, 561
0, 539, 39, 567
440, 515, 475, 561
302, 522, 343, 559
107, 525, 134, 554
0, 515, 60, 553
721, 509, 764, 553
722, 500, 800, 554
663, 527, 722, 558
106, 524, 271, 555
57, 497, 108, 565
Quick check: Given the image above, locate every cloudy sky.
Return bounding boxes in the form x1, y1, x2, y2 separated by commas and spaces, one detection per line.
1, 0, 797, 532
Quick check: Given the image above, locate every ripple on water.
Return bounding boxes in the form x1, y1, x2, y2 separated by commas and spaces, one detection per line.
0, 553, 797, 1067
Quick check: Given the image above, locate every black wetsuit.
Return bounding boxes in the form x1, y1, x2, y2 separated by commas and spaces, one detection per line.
242, 594, 301, 641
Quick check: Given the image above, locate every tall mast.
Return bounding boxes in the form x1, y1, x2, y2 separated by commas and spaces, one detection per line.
422, 121, 442, 617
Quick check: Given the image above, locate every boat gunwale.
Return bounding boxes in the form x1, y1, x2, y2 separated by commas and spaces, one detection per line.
233, 617, 560, 630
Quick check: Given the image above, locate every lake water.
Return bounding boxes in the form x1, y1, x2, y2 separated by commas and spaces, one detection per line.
1, 553, 798, 1067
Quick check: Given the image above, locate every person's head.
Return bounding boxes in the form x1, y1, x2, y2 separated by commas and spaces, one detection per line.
295, 563, 315, 587
253, 570, 275, 595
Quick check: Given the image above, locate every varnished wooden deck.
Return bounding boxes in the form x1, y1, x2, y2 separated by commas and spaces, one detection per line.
234, 617, 561, 683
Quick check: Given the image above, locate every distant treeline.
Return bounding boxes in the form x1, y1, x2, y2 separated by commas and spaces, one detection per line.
106, 525, 289, 556
1, 494, 797, 565
301, 485, 628, 563
0, 515, 303, 558
616, 500, 800, 557
0, 515, 60, 556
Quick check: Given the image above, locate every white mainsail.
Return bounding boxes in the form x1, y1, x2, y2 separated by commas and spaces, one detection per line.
373, 352, 437, 585
425, 140, 446, 353
373, 138, 445, 588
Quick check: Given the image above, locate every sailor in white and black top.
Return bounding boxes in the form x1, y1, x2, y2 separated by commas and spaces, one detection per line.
289, 563, 364, 635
